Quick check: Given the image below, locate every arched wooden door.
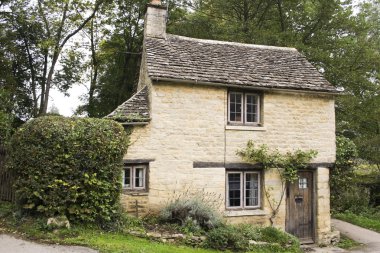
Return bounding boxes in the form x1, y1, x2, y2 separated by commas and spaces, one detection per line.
285, 171, 314, 243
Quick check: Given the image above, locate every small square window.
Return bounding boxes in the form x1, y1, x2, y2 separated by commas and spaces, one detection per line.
123, 165, 146, 190
228, 91, 261, 125
299, 178, 308, 189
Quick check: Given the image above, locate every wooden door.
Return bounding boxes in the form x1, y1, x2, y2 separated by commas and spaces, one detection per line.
285, 171, 314, 243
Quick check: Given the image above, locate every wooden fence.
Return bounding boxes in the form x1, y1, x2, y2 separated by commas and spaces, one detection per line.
0, 145, 14, 202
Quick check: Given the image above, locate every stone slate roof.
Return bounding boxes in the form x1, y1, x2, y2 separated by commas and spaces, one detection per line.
145, 34, 338, 93
106, 86, 150, 124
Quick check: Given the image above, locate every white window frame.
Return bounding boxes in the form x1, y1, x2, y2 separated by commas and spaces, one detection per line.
228, 92, 244, 124
244, 93, 260, 124
122, 165, 146, 190
228, 91, 261, 125
226, 171, 261, 209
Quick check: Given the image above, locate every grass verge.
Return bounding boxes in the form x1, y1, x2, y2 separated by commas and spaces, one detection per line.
335, 234, 362, 250
334, 211, 380, 233
0, 201, 300, 253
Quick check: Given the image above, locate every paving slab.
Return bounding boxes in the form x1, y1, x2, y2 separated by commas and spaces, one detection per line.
0, 234, 98, 253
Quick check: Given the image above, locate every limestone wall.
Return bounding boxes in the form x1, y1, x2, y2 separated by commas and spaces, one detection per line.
122, 82, 335, 243
316, 167, 332, 244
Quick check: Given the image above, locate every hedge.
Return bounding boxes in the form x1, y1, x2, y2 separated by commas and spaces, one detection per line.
8, 116, 129, 224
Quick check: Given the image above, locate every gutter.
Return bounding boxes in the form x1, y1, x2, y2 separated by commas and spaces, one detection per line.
152, 77, 342, 96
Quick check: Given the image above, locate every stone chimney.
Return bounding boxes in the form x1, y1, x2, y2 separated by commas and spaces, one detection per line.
145, 0, 167, 38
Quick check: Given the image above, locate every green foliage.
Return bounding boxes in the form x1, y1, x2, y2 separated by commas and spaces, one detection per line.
206, 225, 249, 251
336, 136, 358, 169
330, 136, 367, 213
80, 0, 148, 118
205, 224, 299, 252
0, 88, 14, 145
1, 0, 107, 116
332, 185, 370, 214
237, 141, 317, 225
160, 192, 223, 231
7, 116, 129, 226
237, 141, 317, 183
336, 234, 362, 250
334, 210, 380, 233
1, 200, 301, 253
357, 135, 380, 169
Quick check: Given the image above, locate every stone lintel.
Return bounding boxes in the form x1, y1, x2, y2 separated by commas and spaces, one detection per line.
193, 161, 334, 169
124, 159, 155, 164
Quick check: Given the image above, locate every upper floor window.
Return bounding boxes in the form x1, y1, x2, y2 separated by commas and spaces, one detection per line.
123, 164, 146, 190
228, 91, 261, 125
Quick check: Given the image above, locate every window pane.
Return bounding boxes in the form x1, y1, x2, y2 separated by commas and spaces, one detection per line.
245, 173, 259, 207
235, 104, 242, 121
230, 93, 236, 103
299, 178, 307, 189
124, 168, 131, 188
246, 94, 258, 123
228, 173, 241, 207
135, 168, 144, 188
236, 94, 242, 103
229, 93, 243, 122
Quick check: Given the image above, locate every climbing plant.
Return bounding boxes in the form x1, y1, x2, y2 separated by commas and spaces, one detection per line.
237, 141, 317, 225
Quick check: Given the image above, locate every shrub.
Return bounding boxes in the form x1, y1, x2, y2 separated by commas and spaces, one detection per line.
205, 224, 299, 252
206, 225, 248, 251
257, 226, 299, 248
330, 136, 370, 213
7, 116, 129, 226
160, 192, 223, 231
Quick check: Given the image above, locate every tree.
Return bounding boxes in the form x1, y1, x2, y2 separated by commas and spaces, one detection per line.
0, 88, 13, 146
78, 0, 149, 117
1, 0, 108, 117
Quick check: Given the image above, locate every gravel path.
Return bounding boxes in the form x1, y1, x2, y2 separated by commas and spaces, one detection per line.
332, 218, 380, 253
0, 234, 98, 253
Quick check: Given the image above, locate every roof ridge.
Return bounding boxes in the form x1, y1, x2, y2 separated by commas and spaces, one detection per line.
166, 34, 298, 52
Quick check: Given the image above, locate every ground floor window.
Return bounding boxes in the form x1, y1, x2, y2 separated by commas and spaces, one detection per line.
123, 165, 147, 190
226, 171, 260, 209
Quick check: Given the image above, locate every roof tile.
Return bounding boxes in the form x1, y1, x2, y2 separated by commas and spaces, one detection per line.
106, 86, 150, 124
145, 35, 338, 93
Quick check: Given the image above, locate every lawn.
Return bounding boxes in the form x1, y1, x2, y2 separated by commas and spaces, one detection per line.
0, 201, 299, 253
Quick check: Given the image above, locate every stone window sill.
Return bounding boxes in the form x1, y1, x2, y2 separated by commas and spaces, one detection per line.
225, 125, 266, 131
224, 209, 267, 217
122, 190, 148, 196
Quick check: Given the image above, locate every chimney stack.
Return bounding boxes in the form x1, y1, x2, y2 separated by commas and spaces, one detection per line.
150, 0, 161, 5
145, 0, 167, 38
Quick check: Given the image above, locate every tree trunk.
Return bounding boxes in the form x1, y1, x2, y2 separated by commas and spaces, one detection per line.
23, 38, 38, 117
88, 18, 98, 117
41, 51, 60, 114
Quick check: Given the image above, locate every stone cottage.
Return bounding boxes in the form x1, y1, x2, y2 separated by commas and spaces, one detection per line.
107, 0, 339, 244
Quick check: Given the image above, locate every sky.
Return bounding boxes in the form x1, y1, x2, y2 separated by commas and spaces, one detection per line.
49, 85, 88, 116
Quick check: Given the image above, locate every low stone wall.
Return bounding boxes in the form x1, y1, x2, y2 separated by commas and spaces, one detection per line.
121, 193, 149, 218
